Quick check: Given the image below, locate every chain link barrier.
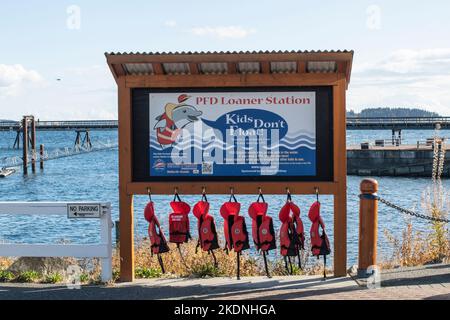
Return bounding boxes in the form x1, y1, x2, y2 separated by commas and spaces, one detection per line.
360, 194, 450, 223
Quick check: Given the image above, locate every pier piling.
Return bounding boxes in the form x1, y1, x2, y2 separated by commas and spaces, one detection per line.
22, 117, 28, 175
40, 144, 45, 170
358, 178, 378, 277
31, 117, 36, 173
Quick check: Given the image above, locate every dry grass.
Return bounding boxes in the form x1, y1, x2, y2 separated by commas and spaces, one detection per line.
0, 237, 331, 283
126, 238, 261, 278
381, 133, 450, 268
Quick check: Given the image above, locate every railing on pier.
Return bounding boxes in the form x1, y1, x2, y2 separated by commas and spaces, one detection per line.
347, 117, 450, 130
0, 120, 118, 131
1, 117, 450, 131
0, 140, 118, 169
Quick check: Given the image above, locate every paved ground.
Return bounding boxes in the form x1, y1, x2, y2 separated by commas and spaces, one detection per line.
1, 264, 450, 300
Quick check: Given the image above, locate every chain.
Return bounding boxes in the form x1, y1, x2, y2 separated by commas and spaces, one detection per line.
376, 196, 450, 223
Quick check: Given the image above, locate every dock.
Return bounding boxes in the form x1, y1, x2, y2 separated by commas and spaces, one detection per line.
347, 143, 450, 177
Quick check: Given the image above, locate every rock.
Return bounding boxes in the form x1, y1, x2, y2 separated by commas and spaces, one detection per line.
7, 257, 78, 278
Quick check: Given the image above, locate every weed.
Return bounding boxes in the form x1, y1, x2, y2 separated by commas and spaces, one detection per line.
42, 273, 64, 284
0, 270, 15, 282
16, 271, 40, 283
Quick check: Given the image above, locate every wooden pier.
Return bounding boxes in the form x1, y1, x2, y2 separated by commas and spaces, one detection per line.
0, 120, 118, 131
1, 117, 449, 131
347, 116, 450, 130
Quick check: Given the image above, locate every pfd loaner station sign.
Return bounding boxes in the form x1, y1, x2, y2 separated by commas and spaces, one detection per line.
67, 203, 102, 219
149, 91, 316, 178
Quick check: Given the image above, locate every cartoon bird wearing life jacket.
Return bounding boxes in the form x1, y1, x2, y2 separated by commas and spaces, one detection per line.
154, 94, 203, 147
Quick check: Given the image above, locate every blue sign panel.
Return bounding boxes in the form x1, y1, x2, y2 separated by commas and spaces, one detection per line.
149, 92, 316, 177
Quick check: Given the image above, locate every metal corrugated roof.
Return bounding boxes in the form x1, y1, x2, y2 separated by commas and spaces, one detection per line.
238, 62, 260, 74
271, 61, 297, 74
106, 50, 354, 85
162, 63, 190, 75
105, 50, 353, 56
307, 61, 337, 73
123, 63, 154, 75
199, 62, 228, 75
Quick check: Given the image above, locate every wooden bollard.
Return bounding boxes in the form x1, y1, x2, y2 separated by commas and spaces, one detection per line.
115, 220, 120, 247
31, 117, 36, 173
40, 144, 45, 170
22, 117, 28, 175
358, 178, 379, 277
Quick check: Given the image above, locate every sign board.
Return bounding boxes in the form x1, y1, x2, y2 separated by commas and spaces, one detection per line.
67, 203, 102, 219
149, 91, 316, 177
132, 87, 334, 182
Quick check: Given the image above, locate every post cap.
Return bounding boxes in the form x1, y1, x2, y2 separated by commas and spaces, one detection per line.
360, 178, 378, 194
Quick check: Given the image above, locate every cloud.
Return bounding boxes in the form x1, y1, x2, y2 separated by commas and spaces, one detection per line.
0, 64, 116, 120
187, 25, 256, 39
164, 20, 177, 28
348, 48, 450, 116
0, 64, 43, 96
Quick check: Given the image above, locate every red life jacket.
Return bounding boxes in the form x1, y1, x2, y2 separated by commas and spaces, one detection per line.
193, 200, 219, 252
308, 201, 330, 257
156, 113, 179, 145
144, 201, 169, 255
248, 201, 276, 252
220, 201, 250, 253
279, 201, 305, 257
169, 199, 191, 244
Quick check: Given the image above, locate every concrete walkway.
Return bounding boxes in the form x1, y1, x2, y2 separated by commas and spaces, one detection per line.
1, 264, 450, 300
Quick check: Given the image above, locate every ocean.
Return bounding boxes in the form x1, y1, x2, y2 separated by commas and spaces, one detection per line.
1, 129, 449, 267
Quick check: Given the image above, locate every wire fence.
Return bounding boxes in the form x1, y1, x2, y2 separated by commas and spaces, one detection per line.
0, 139, 118, 169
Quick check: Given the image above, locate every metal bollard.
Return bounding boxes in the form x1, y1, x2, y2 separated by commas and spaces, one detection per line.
358, 178, 379, 278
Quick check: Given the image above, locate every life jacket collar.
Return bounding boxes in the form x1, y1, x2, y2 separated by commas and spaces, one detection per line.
170, 201, 191, 215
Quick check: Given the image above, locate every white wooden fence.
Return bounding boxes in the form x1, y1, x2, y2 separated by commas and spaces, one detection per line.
0, 202, 113, 282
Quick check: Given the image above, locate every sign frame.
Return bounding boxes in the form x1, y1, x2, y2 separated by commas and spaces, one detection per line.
131, 86, 334, 183
106, 51, 352, 282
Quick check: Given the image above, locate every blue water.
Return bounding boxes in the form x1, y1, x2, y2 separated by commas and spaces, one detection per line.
0, 129, 449, 267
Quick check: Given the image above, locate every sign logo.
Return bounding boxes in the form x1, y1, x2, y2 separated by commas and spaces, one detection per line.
153, 159, 166, 170
153, 94, 202, 148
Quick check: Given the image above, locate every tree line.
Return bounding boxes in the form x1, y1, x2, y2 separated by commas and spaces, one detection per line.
347, 108, 440, 118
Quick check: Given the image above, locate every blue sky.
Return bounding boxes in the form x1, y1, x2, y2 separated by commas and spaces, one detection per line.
1, 0, 450, 119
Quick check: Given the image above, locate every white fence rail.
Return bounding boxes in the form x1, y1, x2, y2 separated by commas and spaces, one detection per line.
0, 202, 113, 282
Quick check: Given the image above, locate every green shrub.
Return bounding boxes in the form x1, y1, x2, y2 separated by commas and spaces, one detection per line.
42, 273, 64, 284
16, 271, 40, 283
80, 273, 90, 283
135, 267, 162, 279
112, 270, 120, 282
191, 263, 223, 278
0, 270, 15, 282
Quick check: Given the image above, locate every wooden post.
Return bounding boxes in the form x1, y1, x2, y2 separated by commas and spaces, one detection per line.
358, 178, 378, 277
22, 117, 28, 175
118, 78, 134, 282
115, 220, 120, 247
31, 117, 36, 173
40, 144, 45, 170
333, 77, 347, 277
